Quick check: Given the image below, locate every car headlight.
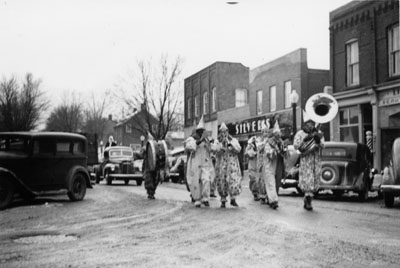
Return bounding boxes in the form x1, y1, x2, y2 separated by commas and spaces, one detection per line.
322, 170, 333, 181
111, 165, 115, 171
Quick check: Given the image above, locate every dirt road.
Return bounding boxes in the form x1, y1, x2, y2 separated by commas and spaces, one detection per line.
1, 177, 400, 268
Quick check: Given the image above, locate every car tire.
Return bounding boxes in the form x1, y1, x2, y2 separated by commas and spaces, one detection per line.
136, 179, 143, 186
320, 165, 340, 185
105, 171, 112, 185
358, 186, 369, 202
384, 192, 395, 208
124, 179, 129, 185
67, 173, 87, 201
0, 178, 15, 210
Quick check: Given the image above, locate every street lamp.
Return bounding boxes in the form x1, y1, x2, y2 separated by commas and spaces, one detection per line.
140, 135, 145, 147
290, 89, 299, 139
99, 140, 104, 154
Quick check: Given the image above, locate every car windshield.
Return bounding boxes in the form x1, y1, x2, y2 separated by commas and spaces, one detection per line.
109, 149, 133, 157
322, 148, 348, 157
0, 137, 29, 152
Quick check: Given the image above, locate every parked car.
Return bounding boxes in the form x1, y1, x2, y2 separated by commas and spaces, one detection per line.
168, 147, 186, 184
95, 146, 143, 186
380, 137, 400, 207
0, 132, 92, 210
279, 145, 302, 194
318, 141, 374, 201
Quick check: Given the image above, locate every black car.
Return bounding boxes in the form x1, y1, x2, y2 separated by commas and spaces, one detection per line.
318, 141, 374, 201
0, 132, 92, 210
95, 146, 143, 186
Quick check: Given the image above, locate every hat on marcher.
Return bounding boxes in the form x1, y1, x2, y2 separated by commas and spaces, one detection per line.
196, 115, 205, 130
219, 122, 228, 132
273, 120, 281, 135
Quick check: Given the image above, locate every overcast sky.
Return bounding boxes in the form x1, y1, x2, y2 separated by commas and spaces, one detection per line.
0, 0, 352, 106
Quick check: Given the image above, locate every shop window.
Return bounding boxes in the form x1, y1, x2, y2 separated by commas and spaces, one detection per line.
339, 106, 359, 142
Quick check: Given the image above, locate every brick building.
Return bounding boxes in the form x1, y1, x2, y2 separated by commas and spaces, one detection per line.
184, 62, 250, 139
223, 48, 330, 142
329, 0, 399, 170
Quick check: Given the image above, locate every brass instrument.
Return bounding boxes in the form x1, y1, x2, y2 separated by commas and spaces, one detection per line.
299, 93, 338, 154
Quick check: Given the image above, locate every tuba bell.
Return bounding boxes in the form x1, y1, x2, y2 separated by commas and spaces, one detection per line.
305, 93, 338, 124
299, 93, 338, 155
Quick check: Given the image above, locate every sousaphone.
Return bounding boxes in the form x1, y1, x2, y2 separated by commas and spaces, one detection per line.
305, 93, 338, 124
299, 93, 338, 154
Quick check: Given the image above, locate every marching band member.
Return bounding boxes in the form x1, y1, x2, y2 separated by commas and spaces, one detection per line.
293, 111, 324, 211
185, 116, 215, 208
245, 136, 260, 201
214, 122, 242, 208
258, 120, 283, 209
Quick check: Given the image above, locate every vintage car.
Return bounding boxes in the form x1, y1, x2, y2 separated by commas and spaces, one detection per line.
318, 141, 374, 201
380, 137, 400, 207
95, 146, 143, 186
0, 132, 92, 210
279, 145, 302, 194
168, 147, 186, 184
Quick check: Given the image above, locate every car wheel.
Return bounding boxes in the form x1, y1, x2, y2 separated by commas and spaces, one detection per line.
105, 171, 112, 185
320, 165, 340, 185
67, 173, 87, 201
384, 192, 395, 208
0, 178, 14, 210
136, 179, 143, 186
124, 179, 129, 185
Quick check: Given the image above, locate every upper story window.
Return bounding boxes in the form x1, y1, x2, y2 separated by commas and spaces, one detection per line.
194, 95, 199, 117
389, 23, 400, 77
235, 88, 248, 107
203, 91, 209, 115
187, 97, 192, 120
284, 80, 292, 108
256, 90, 263, 115
211, 87, 217, 113
125, 124, 132, 134
346, 40, 359, 86
269, 85, 276, 112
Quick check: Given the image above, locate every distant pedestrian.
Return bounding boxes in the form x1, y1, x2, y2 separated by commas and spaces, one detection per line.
214, 122, 242, 208
185, 116, 215, 208
105, 136, 117, 148
293, 111, 324, 211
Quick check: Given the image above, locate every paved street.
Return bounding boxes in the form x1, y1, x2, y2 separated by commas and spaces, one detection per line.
1, 175, 400, 268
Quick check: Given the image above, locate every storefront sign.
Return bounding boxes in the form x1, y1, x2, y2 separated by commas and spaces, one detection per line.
379, 88, 400, 107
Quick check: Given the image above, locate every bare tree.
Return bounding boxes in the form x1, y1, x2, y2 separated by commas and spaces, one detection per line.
0, 74, 48, 131
82, 91, 109, 141
45, 92, 83, 132
115, 55, 183, 140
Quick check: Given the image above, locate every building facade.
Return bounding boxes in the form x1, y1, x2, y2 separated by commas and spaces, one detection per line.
330, 0, 399, 170
184, 61, 250, 139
